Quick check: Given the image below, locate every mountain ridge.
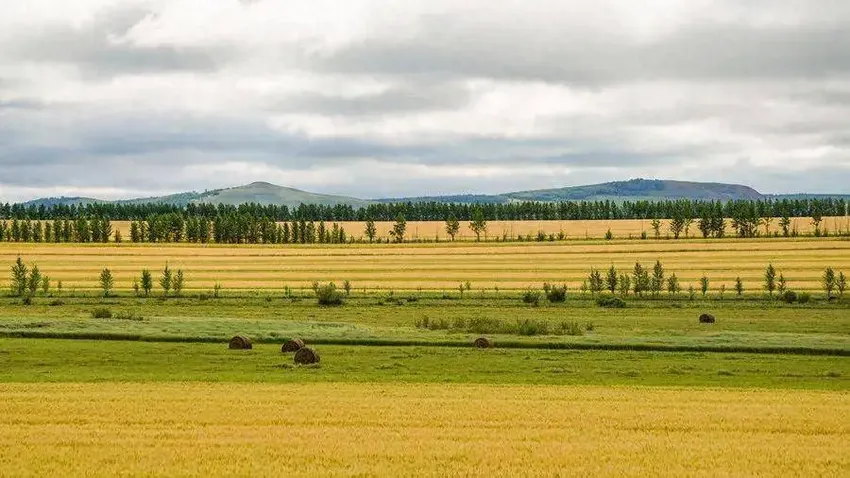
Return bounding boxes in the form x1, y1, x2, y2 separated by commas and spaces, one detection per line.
17, 179, 850, 208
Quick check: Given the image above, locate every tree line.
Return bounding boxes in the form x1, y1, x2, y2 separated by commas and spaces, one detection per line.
128, 215, 349, 244
0, 218, 115, 243
580, 262, 846, 301
2, 197, 847, 223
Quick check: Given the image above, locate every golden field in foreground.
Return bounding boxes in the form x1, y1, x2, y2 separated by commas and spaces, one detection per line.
0, 383, 846, 476
1, 237, 849, 292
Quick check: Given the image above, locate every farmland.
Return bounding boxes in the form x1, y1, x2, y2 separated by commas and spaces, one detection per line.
0, 232, 848, 475
1, 237, 849, 293
1, 382, 847, 476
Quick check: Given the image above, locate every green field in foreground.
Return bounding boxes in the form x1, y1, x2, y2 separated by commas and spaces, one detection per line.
1, 339, 847, 389
1, 296, 848, 352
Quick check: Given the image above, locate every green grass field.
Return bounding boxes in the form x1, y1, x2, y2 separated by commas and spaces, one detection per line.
1, 296, 848, 353
2, 339, 847, 389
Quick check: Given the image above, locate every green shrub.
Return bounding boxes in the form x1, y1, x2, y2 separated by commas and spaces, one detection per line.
113, 311, 144, 321
781, 290, 798, 304
597, 296, 626, 308
467, 317, 504, 334
798, 292, 811, 304
415, 316, 583, 337
521, 288, 541, 306
414, 316, 450, 330
555, 321, 584, 336
516, 319, 550, 336
316, 282, 344, 306
545, 284, 567, 303
48, 299, 65, 307
91, 307, 112, 319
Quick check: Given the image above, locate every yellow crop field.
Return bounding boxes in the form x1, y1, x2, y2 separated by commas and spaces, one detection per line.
1, 238, 849, 292
106, 216, 850, 241
0, 383, 846, 476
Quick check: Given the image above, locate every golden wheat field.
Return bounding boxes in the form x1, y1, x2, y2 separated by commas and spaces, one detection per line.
106, 216, 850, 241
0, 383, 846, 476
1, 238, 849, 292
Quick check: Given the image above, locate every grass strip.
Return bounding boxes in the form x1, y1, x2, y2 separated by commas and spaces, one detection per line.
3, 330, 847, 356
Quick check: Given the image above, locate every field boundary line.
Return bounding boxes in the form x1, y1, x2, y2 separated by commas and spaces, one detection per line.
2, 331, 848, 356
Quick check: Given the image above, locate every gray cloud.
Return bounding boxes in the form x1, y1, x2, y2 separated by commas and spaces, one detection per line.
1, 6, 227, 77
0, 99, 44, 110
312, 18, 850, 85
1, 1, 850, 201
277, 83, 471, 116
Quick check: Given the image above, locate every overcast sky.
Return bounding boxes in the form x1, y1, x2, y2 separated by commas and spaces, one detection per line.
1, 0, 849, 202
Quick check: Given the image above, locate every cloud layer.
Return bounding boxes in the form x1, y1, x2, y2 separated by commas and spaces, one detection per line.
1, 0, 849, 201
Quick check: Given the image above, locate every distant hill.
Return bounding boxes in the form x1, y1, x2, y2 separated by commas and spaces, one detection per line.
504, 179, 765, 202
187, 182, 374, 208
375, 194, 511, 204
22, 196, 105, 208
19, 179, 848, 209
22, 182, 374, 208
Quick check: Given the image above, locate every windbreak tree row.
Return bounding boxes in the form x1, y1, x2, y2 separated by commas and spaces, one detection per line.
1, 197, 847, 223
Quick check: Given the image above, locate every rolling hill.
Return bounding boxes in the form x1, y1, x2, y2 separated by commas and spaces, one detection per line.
20, 178, 843, 208
503, 179, 764, 202
22, 182, 374, 209
186, 182, 374, 208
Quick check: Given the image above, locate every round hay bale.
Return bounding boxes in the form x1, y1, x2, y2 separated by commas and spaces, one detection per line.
294, 347, 320, 365
229, 335, 252, 349
281, 338, 306, 353
474, 337, 494, 348
699, 313, 716, 324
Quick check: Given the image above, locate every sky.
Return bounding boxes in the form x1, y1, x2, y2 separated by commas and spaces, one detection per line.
1, 0, 849, 202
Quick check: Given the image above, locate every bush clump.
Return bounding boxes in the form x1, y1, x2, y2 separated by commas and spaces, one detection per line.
414, 316, 450, 330
113, 311, 144, 321
545, 284, 567, 303
516, 319, 550, 336
521, 288, 541, 306
414, 316, 583, 336
316, 282, 344, 306
798, 292, 811, 304
90, 307, 112, 319
597, 296, 626, 308
781, 290, 798, 303
555, 320, 585, 336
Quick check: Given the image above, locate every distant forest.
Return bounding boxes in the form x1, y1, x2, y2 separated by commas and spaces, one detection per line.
1, 197, 847, 222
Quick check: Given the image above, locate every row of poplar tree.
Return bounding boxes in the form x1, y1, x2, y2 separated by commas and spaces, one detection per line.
0, 218, 114, 243
2, 197, 847, 222
128, 215, 350, 244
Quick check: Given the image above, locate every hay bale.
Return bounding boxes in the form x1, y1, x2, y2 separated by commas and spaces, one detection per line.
474, 337, 494, 348
294, 347, 320, 365
699, 313, 716, 324
229, 335, 252, 349
281, 338, 306, 353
